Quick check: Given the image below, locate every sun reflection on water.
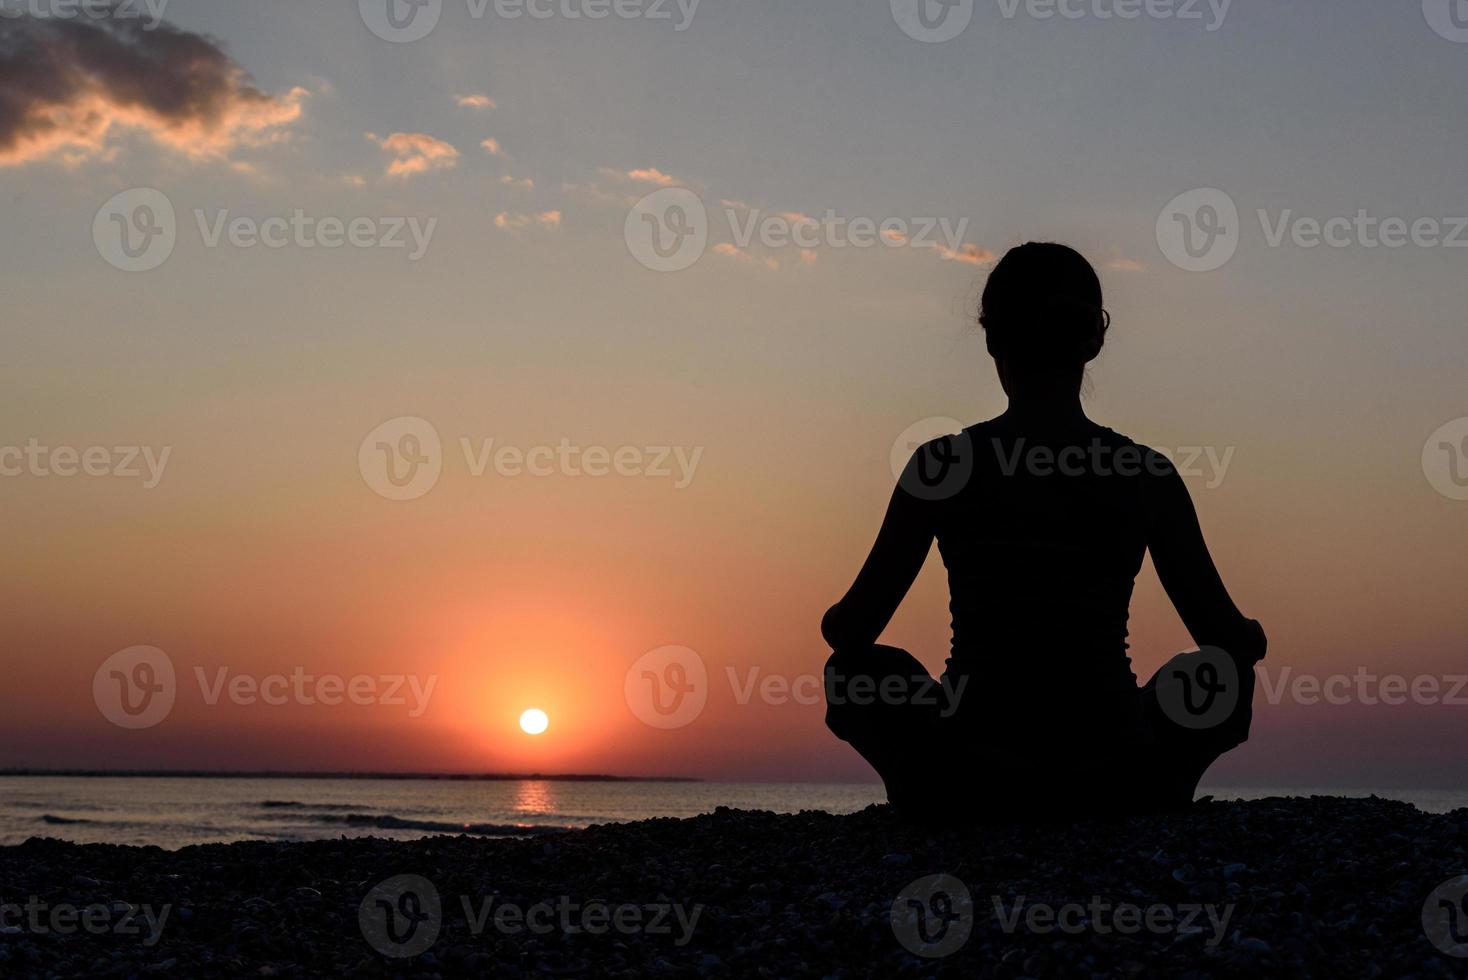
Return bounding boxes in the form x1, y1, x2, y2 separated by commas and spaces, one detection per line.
513, 779, 556, 816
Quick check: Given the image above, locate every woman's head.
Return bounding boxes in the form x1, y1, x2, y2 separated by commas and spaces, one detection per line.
979, 243, 1109, 374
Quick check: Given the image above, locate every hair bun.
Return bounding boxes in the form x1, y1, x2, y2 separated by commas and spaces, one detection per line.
979, 243, 1109, 366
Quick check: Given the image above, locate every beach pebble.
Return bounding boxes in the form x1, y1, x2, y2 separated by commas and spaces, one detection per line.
0, 796, 1455, 978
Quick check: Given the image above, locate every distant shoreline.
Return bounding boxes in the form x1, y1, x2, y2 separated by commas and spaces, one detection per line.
0, 769, 701, 782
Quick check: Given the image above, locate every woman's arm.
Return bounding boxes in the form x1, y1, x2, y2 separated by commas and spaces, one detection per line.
1144, 452, 1266, 664
821, 453, 936, 649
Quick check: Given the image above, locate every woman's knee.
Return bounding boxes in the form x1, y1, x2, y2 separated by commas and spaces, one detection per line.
823, 645, 934, 738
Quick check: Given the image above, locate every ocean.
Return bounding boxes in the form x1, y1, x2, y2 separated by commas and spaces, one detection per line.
1, 777, 1461, 850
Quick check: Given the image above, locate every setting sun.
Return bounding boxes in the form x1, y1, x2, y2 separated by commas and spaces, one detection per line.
519, 708, 549, 736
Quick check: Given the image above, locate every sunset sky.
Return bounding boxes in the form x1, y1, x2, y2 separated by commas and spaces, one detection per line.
2, 1, 1465, 789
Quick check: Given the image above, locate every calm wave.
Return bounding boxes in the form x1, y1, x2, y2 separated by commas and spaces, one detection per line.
1, 777, 1461, 849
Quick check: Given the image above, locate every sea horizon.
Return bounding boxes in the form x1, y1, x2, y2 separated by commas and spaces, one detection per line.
4, 774, 1463, 851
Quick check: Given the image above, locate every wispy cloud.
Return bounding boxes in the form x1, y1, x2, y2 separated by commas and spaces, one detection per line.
0, 15, 305, 167
936, 243, 999, 266
600, 166, 683, 187
456, 94, 496, 109
1105, 257, 1145, 272
627, 167, 678, 186
499, 174, 534, 189
480, 137, 503, 157
367, 132, 460, 178
713, 243, 751, 262
495, 210, 561, 231
712, 243, 779, 271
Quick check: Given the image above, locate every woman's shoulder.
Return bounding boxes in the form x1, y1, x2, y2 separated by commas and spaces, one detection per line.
1083, 426, 1183, 479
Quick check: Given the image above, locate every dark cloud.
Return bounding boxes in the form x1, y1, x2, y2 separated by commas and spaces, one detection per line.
0, 8, 304, 165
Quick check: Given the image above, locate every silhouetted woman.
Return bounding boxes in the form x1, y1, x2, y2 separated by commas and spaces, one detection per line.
822, 243, 1266, 817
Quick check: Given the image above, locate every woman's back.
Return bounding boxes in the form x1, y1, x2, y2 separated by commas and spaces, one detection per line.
821, 242, 1265, 814
930, 420, 1148, 673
